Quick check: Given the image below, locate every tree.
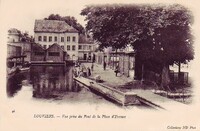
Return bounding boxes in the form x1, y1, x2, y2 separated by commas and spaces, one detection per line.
81, 4, 194, 87
44, 14, 85, 34
19, 32, 34, 42
132, 5, 194, 86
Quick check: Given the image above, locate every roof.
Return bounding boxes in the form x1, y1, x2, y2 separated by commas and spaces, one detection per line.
34, 20, 78, 33
47, 43, 65, 52
8, 28, 20, 35
33, 42, 46, 50
78, 34, 94, 44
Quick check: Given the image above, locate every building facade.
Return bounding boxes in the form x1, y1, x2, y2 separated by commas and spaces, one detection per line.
31, 43, 66, 62
34, 20, 79, 60
46, 43, 66, 62
7, 28, 32, 62
78, 34, 96, 62
31, 43, 46, 61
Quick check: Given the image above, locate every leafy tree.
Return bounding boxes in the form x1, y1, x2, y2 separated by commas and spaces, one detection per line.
19, 32, 34, 42
44, 14, 85, 34
81, 4, 194, 87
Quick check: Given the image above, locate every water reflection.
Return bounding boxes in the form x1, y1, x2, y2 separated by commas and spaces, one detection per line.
7, 72, 28, 97
6, 65, 151, 109
7, 65, 81, 99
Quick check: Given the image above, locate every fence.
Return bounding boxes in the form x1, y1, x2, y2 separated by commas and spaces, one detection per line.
169, 71, 189, 84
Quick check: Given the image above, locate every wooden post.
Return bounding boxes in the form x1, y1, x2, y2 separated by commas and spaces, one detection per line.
178, 61, 181, 83
141, 64, 144, 85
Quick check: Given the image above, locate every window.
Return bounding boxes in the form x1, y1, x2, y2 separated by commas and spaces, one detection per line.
83, 45, 86, 50
61, 46, 64, 49
89, 45, 91, 50
48, 52, 60, 56
54, 36, 57, 42
35, 52, 45, 56
72, 45, 76, 51
67, 45, 70, 50
49, 36, 52, 42
43, 36, 47, 42
61, 37, 64, 42
43, 45, 47, 49
38, 36, 42, 41
72, 36, 76, 42
78, 45, 82, 50
67, 36, 70, 42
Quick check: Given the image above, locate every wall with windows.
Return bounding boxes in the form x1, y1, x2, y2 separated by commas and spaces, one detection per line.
7, 44, 22, 58
8, 34, 20, 43
34, 32, 78, 60
78, 43, 95, 62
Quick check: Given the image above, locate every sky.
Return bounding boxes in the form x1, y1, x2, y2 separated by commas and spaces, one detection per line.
1, 0, 198, 36
1, 0, 90, 36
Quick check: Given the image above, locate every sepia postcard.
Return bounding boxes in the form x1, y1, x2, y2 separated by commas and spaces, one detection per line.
0, 0, 200, 130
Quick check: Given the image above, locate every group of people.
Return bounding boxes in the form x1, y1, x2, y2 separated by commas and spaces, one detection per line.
73, 63, 94, 78
73, 61, 120, 78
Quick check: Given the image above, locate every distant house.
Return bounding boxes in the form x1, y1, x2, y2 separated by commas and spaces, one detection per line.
7, 28, 31, 62
78, 34, 96, 62
8, 28, 21, 43
34, 20, 79, 61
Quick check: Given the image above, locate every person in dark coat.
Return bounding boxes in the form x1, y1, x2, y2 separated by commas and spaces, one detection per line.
103, 61, 106, 70
87, 67, 91, 76
115, 64, 119, 77
91, 63, 94, 71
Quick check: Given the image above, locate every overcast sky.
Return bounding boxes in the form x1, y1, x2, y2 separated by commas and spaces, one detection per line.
1, 0, 198, 36
1, 0, 92, 36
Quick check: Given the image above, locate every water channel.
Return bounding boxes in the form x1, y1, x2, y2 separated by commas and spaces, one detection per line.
6, 65, 150, 109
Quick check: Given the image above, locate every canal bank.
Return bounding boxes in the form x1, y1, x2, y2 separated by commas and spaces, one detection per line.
78, 62, 189, 110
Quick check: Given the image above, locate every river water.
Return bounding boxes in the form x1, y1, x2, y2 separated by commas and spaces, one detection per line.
6, 65, 150, 110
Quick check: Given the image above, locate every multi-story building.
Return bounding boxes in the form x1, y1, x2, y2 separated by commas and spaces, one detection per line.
7, 29, 22, 59
78, 34, 96, 62
7, 28, 31, 75
34, 20, 79, 60
7, 28, 32, 62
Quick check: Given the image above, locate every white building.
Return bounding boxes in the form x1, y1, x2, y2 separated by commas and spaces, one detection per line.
34, 20, 79, 60
8, 28, 21, 43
